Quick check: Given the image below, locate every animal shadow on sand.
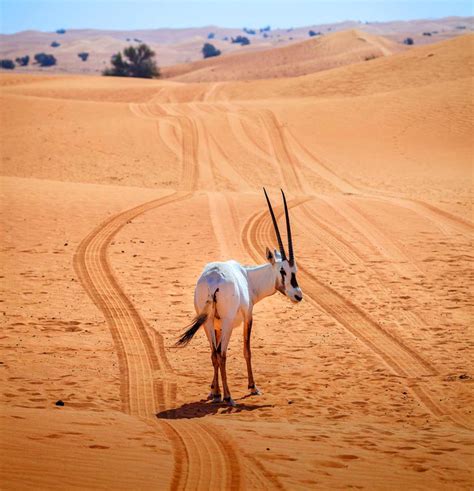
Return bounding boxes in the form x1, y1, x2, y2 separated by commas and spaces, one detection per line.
157, 397, 273, 419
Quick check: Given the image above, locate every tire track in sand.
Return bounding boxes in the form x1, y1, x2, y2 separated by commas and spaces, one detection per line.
74, 191, 247, 490
130, 102, 198, 192
241, 199, 473, 431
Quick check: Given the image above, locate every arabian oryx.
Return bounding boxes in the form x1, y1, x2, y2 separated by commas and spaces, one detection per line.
176, 189, 303, 406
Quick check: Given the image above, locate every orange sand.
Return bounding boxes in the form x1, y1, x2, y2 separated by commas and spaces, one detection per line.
1, 32, 473, 489
162, 29, 406, 82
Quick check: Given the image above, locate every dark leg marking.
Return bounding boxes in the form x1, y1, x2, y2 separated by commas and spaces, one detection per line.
209, 349, 221, 402
244, 318, 260, 394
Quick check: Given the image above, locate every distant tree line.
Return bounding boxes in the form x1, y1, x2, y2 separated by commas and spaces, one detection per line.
0, 53, 57, 69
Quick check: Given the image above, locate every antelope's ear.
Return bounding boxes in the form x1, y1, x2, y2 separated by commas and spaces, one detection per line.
266, 247, 275, 265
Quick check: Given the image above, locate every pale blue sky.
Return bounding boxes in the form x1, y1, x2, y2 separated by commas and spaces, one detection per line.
0, 0, 472, 34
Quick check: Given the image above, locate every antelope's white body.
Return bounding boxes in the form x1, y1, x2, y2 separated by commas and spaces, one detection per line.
178, 189, 303, 405
194, 261, 249, 335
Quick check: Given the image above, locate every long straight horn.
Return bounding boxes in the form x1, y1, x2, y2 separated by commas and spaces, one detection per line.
280, 189, 294, 266
263, 188, 287, 260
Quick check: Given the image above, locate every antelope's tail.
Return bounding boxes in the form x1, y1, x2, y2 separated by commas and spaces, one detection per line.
175, 312, 208, 347
175, 288, 219, 347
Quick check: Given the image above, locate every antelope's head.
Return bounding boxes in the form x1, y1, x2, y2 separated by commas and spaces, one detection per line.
264, 188, 303, 304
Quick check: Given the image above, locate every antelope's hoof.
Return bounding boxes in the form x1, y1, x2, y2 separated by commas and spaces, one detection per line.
250, 386, 261, 396
208, 393, 222, 403
223, 396, 236, 407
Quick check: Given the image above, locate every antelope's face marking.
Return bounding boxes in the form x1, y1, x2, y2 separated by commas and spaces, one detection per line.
274, 258, 303, 303
277, 261, 303, 303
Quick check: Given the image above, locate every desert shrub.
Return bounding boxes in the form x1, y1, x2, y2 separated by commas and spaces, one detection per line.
263, 32, 269, 38
134, 38, 142, 42
308, 30, 321, 37
103, 43, 159, 78
15, 55, 29, 66
403, 37, 414, 45
56, 28, 66, 34
0, 59, 15, 69
422, 32, 432, 36
34, 53, 57, 66
78, 52, 89, 61
202, 43, 221, 58
232, 35, 250, 45
51, 41, 60, 47
364, 54, 376, 61
243, 27, 256, 35
456, 25, 466, 30
207, 32, 215, 39
260, 25, 271, 32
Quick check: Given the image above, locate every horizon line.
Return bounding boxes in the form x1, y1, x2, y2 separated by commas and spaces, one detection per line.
1, 14, 472, 36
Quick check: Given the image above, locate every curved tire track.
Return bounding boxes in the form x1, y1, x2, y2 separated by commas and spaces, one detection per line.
74, 191, 249, 489
242, 199, 473, 431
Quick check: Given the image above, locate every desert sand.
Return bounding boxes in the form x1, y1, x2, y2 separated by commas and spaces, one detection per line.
161, 29, 406, 82
1, 31, 473, 490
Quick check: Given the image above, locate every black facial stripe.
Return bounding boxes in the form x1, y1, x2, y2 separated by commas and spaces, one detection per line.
280, 268, 286, 288
290, 273, 299, 288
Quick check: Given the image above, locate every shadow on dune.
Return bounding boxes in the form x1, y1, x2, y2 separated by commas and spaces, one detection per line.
156, 398, 273, 419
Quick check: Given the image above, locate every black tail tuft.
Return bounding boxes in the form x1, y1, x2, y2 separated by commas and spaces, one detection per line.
175, 313, 208, 347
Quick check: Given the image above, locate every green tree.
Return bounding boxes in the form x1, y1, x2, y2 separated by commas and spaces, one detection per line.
103, 43, 159, 78
15, 55, 30, 66
34, 53, 56, 67
202, 43, 221, 58
0, 59, 15, 69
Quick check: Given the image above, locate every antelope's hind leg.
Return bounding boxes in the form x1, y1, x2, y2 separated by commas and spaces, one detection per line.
218, 320, 236, 407
203, 319, 221, 402
209, 349, 222, 402
244, 316, 261, 395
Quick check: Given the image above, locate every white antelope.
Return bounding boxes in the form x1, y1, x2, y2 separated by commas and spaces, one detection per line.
176, 189, 303, 406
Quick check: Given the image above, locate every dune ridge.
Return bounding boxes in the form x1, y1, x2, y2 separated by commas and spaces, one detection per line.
162, 29, 406, 82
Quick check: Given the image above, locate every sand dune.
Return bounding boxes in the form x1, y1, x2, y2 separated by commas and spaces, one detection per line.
1, 29, 473, 490
162, 29, 406, 82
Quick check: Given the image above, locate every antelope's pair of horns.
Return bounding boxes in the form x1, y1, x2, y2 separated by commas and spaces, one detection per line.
263, 188, 294, 266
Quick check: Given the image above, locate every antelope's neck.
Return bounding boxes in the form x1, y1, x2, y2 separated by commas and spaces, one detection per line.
246, 263, 276, 305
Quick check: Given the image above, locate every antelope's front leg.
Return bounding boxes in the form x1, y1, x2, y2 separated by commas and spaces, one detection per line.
244, 317, 260, 395
209, 349, 222, 402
